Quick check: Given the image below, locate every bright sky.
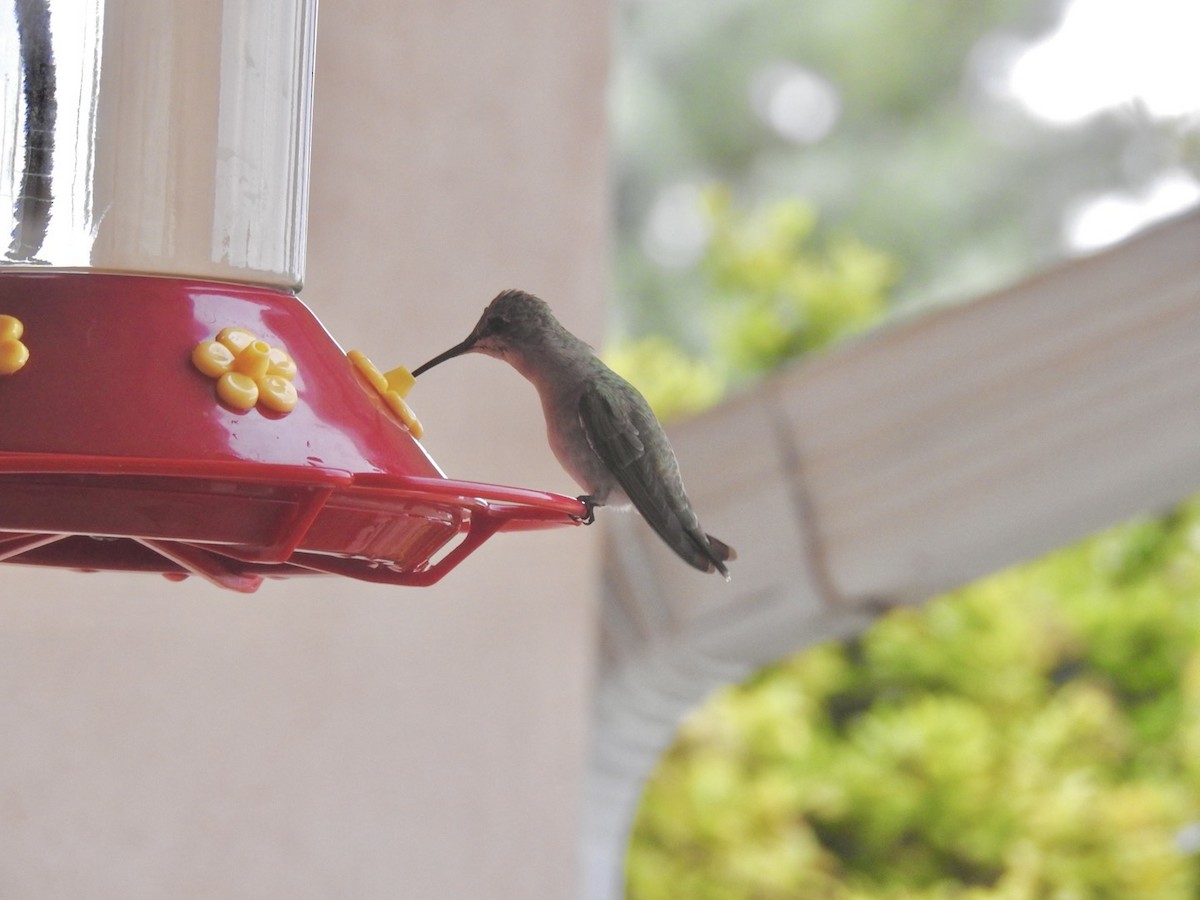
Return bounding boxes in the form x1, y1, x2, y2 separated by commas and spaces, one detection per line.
1008, 0, 1200, 122
1006, 0, 1200, 250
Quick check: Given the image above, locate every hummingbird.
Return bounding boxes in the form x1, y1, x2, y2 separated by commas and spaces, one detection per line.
412, 289, 736, 579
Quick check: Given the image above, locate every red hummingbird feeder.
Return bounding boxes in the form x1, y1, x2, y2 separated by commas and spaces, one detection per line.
0, 3, 583, 592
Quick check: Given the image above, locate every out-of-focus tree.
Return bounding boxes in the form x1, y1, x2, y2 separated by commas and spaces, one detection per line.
608, 192, 897, 415
613, 0, 1200, 341
701, 190, 896, 377
627, 498, 1200, 898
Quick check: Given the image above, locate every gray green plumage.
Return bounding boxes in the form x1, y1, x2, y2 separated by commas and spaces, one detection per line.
412, 289, 736, 578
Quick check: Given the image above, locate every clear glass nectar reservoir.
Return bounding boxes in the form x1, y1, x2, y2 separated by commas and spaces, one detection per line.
1, 0, 316, 288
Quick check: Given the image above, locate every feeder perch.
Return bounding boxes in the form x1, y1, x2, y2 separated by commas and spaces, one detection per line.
0, 3, 583, 591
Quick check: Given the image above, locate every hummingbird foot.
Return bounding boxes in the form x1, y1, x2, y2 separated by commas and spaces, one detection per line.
573, 495, 598, 526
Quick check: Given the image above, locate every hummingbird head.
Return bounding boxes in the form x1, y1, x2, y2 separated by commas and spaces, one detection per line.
412, 289, 562, 376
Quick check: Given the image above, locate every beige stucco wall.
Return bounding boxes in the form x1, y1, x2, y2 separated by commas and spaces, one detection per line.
0, 2, 608, 897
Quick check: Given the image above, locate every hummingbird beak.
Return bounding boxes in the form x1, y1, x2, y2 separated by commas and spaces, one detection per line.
411, 335, 477, 377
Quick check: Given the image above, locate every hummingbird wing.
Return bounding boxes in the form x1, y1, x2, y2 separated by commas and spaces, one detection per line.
578, 378, 731, 578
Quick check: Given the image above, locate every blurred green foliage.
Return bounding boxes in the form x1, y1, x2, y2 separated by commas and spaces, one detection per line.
628, 503, 1200, 899
607, 192, 897, 418
701, 190, 897, 376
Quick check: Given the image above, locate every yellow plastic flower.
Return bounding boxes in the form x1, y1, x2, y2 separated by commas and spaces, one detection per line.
0, 314, 30, 375
347, 349, 423, 439
192, 326, 298, 413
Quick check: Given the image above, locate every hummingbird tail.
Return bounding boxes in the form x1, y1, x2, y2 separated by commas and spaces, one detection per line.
701, 533, 736, 581
705, 534, 736, 562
